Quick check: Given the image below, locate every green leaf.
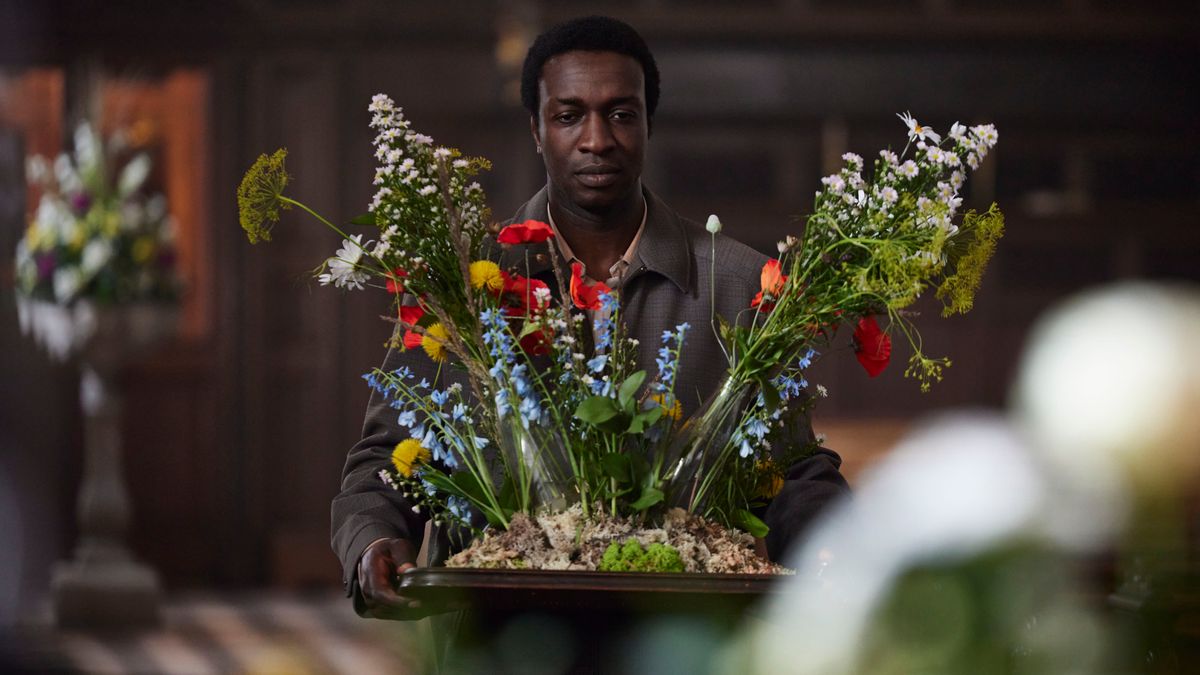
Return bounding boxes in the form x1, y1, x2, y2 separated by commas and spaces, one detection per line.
423, 469, 458, 496
498, 475, 518, 514
597, 414, 633, 435
758, 375, 781, 412
575, 396, 621, 427
627, 405, 662, 435
350, 212, 377, 226
600, 453, 632, 482
450, 471, 489, 505
629, 487, 664, 512
734, 509, 770, 538
617, 370, 647, 410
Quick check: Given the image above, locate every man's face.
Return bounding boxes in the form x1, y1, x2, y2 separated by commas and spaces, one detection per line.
533, 50, 648, 216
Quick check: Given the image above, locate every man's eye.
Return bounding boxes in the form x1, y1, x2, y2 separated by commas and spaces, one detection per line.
611, 110, 636, 121
555, 113, 579, 124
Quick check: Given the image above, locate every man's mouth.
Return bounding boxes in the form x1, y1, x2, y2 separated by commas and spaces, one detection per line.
575, 165, 621, 188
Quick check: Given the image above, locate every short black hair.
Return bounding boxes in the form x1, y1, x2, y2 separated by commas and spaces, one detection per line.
521, 16, 661, 128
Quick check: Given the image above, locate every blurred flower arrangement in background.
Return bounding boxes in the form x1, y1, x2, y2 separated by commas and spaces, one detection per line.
14, 122, 180, 305
239, 96, 1003, 571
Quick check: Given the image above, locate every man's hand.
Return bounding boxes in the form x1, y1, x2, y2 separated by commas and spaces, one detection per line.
357, 537, 420, 619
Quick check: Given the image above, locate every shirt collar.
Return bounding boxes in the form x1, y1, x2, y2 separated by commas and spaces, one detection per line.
502, 186, 693, 294
546, 196, 646, 288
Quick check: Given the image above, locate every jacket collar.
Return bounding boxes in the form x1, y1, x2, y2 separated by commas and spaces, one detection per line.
503, 185, 693, 293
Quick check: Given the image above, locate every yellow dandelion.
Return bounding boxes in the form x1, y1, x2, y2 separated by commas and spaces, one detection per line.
236, 148, 292, 244
391, 439, 432, 478
469, 260, 504, 292
421, 322, 449, 362
651, 393, 682, 421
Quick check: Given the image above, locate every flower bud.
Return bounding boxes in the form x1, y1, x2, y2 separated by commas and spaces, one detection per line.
705, 214, 722, 234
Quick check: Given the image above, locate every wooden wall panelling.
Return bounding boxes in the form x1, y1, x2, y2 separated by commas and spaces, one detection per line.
243, 53, 348, 586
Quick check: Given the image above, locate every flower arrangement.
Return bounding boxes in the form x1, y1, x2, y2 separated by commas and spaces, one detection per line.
238, 95, 1002, 571
14, 122, 179, 305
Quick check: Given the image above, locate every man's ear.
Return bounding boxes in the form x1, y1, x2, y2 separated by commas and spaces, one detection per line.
530, 115, 542, 154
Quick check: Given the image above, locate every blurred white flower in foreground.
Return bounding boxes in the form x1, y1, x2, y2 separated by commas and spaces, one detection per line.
1013, 282, 1200, 503
737, 282, 1200, 675
746, 413, 1048, 675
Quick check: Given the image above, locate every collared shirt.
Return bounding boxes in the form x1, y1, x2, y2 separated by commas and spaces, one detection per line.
547, 197, 647, 340
546, 198, 647, 289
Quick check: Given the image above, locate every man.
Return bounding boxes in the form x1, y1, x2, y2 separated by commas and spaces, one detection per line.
332, 15, 849, 619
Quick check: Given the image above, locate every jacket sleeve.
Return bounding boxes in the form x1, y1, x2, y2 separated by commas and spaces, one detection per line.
761, 402, 851, 562
330, 342, 432, 599
763, 445, 850, 561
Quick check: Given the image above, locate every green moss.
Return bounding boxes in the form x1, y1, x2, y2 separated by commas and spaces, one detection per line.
599, 539, 685, 573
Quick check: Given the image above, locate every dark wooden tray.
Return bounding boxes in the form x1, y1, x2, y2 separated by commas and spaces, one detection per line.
395, 567, 781, 620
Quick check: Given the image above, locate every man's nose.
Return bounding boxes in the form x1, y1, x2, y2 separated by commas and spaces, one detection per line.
578, 114, 615, 154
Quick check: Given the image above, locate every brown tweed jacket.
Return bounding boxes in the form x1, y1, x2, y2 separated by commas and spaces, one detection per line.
331, 186, 849, 605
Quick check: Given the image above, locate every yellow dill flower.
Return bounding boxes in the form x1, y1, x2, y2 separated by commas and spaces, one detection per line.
469, 260, 504, 292
422, 322, 449, 362
937, 203, 1004, 317
754, 459, 784, 500
236, 148, 291, 244
131, 236, 156, 264
391, 438, 432, 477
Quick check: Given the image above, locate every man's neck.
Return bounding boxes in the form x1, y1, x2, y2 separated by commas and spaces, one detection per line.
547, 184, 644, 277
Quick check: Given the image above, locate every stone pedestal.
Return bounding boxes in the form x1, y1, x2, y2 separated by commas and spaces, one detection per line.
18, 299, 176, 629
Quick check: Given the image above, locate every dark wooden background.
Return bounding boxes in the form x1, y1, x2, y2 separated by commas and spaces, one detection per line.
0, 1, 1196, 605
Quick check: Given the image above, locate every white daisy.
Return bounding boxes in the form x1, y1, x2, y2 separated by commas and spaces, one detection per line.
898, 112, 942, 144
324, 234, 371, 290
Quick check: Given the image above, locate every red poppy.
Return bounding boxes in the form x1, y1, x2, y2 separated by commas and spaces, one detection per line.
398, 304, 425, 349
497, 219, 555, 245
519, 327, 553, 356
853, 316, 892, 377
499, 272, 551, 316
750, 259, 788, 312
569, 261, 612, 311
386, 268, 408, 294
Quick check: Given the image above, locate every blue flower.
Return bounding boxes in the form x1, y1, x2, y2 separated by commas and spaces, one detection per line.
599, 292, 620, 313
489, 360, 506, 382
511, 364, 532, 396
732, 430, 755, 458
451, 403, 467, 422
519, 396, 542, 429
417, 378, 430, 390
430, 389, 451, 407
746, 417, 771, 440
494, 390, 511, 418
587, 354, 608, 373
447, 495, 470, 520
797, 348, 817, 370
397, 410, 417, 427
